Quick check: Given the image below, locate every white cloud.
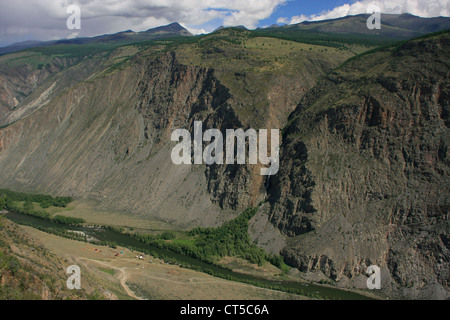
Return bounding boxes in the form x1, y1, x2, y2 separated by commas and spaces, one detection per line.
67, 32, 80, 39
277, 17, 289, 24
0, 0, 286, 46
289, 14, 309, 24
288, 0, 450, 25
181, 24, 209, 35
219, 0, 286, 28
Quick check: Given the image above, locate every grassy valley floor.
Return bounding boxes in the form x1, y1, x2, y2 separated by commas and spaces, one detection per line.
20, 225, 309, 300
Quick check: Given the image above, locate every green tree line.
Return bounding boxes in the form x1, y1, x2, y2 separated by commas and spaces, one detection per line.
0, 190, 83, 226
131, 207, 289, 272
0, 189, 72, 209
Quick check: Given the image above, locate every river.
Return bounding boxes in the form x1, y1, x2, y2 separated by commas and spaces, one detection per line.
4, 210, 373, 300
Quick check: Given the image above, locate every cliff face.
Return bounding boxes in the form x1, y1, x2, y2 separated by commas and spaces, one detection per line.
0, 56, 101, 127
1, 28, 448, 298
267, 33, 449, 298
0, 35, 346, 227
0, 56, 83, 118
0, 52, 234, 228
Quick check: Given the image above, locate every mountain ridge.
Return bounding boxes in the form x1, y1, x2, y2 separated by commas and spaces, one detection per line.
2, 14, 450, 56
0, 23, 448, 299
0, 22, 193, 56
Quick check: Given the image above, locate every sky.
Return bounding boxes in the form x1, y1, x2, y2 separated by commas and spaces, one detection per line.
0, 0, 449, 47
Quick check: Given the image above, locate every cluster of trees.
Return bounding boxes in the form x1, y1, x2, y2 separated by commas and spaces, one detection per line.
160, 231, 177, 240
1, 190, 84, 227
131, 207, 289, 272
252, 29, 394, 49
7, 201, 51, 220
187, 207, 267, 265
52, 215, 85, 226
343, 30, 450, 68
0, 189, 72, 209
0, 195, 6, 210
8, 201, 85, 226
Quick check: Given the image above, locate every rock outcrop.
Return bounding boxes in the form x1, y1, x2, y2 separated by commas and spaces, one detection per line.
267, 33, 449, 298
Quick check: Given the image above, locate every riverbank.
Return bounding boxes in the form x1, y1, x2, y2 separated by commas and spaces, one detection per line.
20, 224, 310, 300
3, 209, 376, 300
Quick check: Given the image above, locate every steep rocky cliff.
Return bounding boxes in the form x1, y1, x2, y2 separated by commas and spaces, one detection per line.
0, 26, 448, 299
0, 52, 234, 228
0, 33, 351, 228
0, 55, 102, 126
266, 32, 449, 298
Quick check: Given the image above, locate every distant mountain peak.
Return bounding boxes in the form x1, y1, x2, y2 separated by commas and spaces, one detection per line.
117, 30, 134, 34
213, 26, 225, 33
145, 22, 190, 34
168, 22, 185, 29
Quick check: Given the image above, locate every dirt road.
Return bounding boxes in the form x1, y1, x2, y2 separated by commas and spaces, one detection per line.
81, 258, 143, 300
